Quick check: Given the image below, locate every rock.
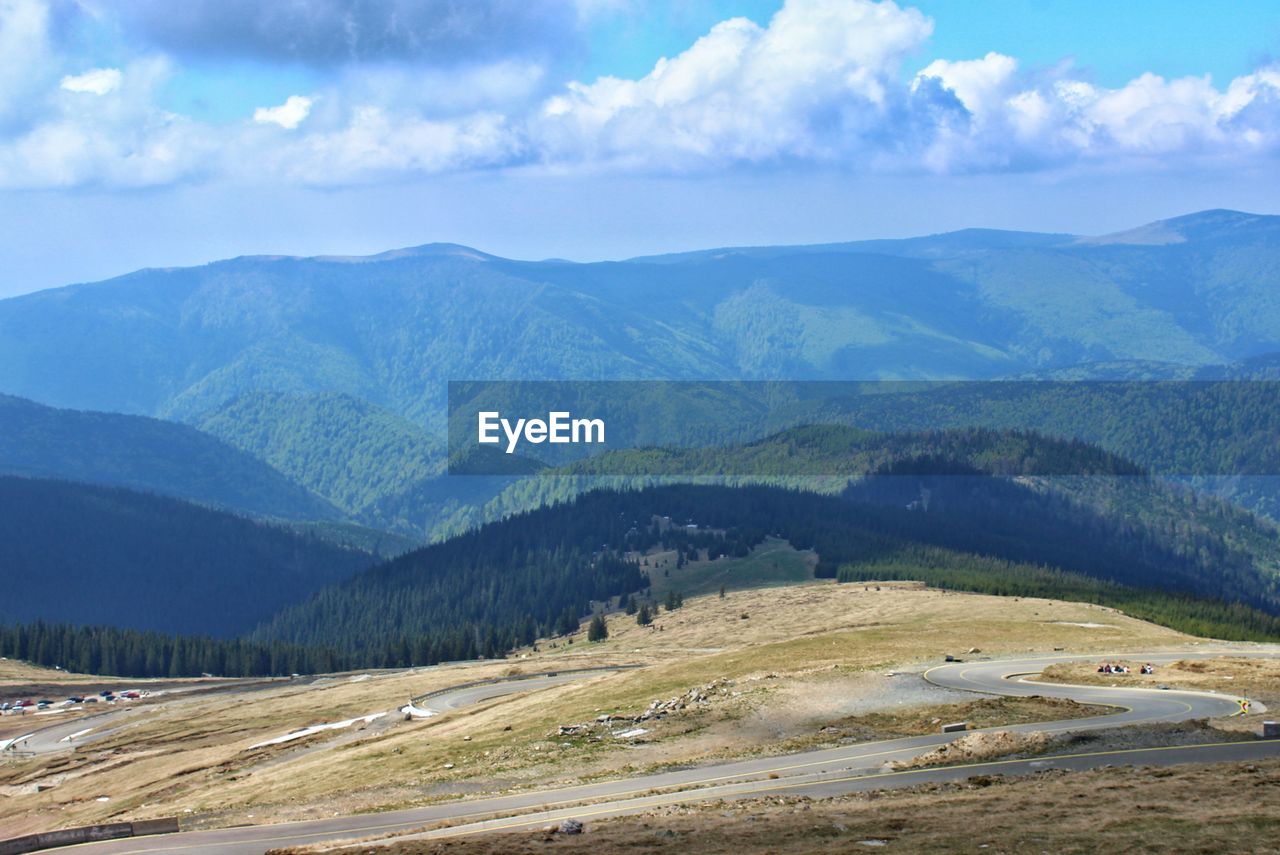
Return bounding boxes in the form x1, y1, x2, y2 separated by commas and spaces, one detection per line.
967, 647, 982, 654
559, 818, 584, 834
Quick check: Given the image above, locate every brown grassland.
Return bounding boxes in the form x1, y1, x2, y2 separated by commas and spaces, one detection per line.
0, 566, 1245, 838
307, 759, 1280, 854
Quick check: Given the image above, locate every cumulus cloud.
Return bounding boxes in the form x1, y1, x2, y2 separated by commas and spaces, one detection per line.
2, 0, 1280, 188
60, 67, 122, 95
535, 0, 933, 169
269, 107, 523, 181
107, 0, 584, 68
0, 0, 58, 129
915, 53, 1017, 119
254, 95, 313, 129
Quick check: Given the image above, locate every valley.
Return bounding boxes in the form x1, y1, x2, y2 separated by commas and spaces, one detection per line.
6, 1, 1280, 849
5, 211, 1280, 852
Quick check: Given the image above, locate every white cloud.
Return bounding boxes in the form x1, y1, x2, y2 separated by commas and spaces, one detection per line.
60, 68, 123, 96
2, 0, 1280, 188
915, 53, 1017, 119
534, 0, 934, 170
0, 0, 56, 126
270, 107, 522, 181
253, 95, 314, 129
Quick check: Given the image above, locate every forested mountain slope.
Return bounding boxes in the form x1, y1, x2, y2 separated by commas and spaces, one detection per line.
0, 394, 341, 521
189, 390, 443, 521
0, 477, 372, 637
255, 460, 1280, 659
2, 211, 1279, 427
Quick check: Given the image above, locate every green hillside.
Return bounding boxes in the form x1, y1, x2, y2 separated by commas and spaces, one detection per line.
3, 212, 1280, 429
190, 390, 443, 524
255, 478, 1280, 662
0, 476, 372, 637
0, 394, 341, 522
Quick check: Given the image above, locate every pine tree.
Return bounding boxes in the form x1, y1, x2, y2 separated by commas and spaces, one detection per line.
636, 604, 653, 626
555, 606, 581, 636
587, 614, 608, 642
624, 594, 638, 615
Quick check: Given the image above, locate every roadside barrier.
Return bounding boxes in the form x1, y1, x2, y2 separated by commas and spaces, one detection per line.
0, 817, 179, 855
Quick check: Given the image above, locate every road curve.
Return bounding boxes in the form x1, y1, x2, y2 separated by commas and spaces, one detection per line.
3, 677, 323, 758
410, 667, 640, 715
48, 649, 1280, 853
924, 650, 1262, 730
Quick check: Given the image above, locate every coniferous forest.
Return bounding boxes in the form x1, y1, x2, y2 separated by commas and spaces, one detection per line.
5, 428, 1280, 678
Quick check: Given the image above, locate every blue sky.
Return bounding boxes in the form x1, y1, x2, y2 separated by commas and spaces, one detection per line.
1, 0, 1279, 296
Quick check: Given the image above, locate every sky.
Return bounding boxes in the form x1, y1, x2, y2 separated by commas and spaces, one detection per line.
1, 0, 1279, 296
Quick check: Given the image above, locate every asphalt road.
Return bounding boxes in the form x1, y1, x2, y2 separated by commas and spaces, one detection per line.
412, 668, 637, 714
45, 649, 1280, 853
3, 676, 316, 757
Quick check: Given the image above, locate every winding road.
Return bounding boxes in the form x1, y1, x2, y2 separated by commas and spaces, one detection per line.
34, 649, 1280, 853
2, 677, 319, 759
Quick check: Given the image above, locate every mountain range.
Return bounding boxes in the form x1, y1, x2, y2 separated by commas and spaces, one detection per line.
4, 209, 1280, 669
2, 209, 1280, 539
3, 209, 1279, 429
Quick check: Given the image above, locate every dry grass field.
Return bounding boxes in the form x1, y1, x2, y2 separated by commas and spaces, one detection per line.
0, 578, 1218, 837
321, 759, 1280, 854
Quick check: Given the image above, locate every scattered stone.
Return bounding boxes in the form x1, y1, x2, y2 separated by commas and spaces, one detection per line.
894, 731, 1049, 770
559, 818, 584, 834
550, 679, 736, 737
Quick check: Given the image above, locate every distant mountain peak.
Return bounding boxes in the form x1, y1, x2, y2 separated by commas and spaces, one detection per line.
1079, 209, 1277, 246
313, 242, 496, 264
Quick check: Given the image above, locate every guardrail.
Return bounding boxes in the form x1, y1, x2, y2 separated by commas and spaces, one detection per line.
408, 664, 642, 707
0, 818, 179, 855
